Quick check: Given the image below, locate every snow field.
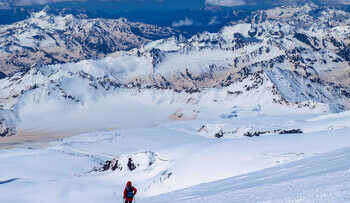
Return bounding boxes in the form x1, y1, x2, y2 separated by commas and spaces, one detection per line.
1, 110, 350, 202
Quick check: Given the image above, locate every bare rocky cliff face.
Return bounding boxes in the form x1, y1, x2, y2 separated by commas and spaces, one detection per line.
0, 6, 178, 76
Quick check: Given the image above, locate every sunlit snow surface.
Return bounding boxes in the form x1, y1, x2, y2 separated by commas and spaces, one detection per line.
0, 3, 350, 202
146, 146, 350, 203
1, 110, 350, 203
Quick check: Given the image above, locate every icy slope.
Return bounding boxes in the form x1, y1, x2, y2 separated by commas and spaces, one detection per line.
144, 146, 350, 203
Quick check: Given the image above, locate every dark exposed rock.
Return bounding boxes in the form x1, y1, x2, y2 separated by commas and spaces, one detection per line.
96, 151, 162, 173
103, 160, 112, 171
278, 129, 303, 134
127, 158, 137, 171
227, 91, 243, 95
111, 160, 120, 171
0, 110, 16, 137
185, 88, 201, 94
0, 127, 15, 137
244, 129, 303, 137
338, 47, 350, 62
0, 71, 7, 79
215, 130, 224, 138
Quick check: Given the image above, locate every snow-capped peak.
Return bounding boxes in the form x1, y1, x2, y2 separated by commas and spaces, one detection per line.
32, 5, 51, 18
0, 9, 178, 76
0, 3, 349, 136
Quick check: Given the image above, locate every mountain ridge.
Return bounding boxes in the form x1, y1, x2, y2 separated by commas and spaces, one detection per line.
0, 3, 349, 137
0, 7, 179, 76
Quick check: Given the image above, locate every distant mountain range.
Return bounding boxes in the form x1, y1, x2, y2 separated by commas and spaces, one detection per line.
1, 3, 349, 77
0, 6, 178, 76
1, 1, 349, 34
0, 3, 349, 137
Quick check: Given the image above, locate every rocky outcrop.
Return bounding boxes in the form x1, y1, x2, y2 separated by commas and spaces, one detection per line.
0, 110, 16, 137
95, 151, 167, 173
244, 129, 303, 137
199, 123, 303, 139
169, 109, 199, 121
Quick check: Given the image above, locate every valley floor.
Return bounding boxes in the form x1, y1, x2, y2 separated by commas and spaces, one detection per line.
0, 111, 350, 203
0, 130, 78, 150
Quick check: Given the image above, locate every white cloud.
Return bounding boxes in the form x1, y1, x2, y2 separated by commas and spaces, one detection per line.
205, 0, 246, 7
0, 0, 160, 8
0, 0, 349, 10
208, 16, 220, 25
0, 0, 86, 7
172, 17, 193, 27
338, 0, 350, 5
1, 0, 164, 7
14, 0, 86, 6
0, 1, 10, 9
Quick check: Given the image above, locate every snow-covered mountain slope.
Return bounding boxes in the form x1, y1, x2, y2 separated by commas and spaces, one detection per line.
0, 4, 349, 202
1, 110, 350, 203
0, 59, 346, 137
0, 4, 349, 137
0, 6, 177, 76
145, 146, 350, 203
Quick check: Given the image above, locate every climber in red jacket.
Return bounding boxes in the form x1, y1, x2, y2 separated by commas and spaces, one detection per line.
123, 181, 137, 203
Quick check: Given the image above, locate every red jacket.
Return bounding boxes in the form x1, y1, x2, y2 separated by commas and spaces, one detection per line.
123, 186, 137, 201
